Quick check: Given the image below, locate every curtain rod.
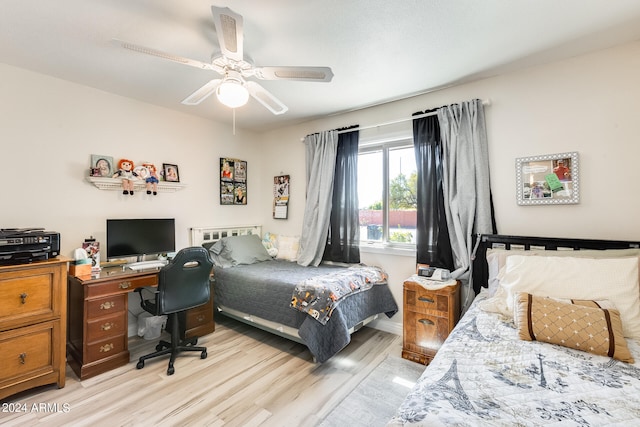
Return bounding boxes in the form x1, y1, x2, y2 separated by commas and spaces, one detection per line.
336, 99, 491, 134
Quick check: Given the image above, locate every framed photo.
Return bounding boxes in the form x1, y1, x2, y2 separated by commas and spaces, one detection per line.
90, 154, 114, 177
163, 163, 180, 182
220, 157, 247, 205
516, 151, 579, 205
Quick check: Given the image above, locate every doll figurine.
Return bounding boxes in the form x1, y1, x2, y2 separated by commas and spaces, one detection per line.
143, 163, 159, 195
112, 159, 138, 195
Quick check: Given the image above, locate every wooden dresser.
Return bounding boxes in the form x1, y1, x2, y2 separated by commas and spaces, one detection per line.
402, 279, 460, 365
67, 267, 214, 380
0, 257, 70, 400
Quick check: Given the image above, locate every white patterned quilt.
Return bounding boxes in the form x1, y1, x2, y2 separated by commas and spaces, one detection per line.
389, 289, 640, 426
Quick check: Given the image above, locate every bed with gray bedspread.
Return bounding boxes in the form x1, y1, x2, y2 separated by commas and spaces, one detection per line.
213, 259, 398, 362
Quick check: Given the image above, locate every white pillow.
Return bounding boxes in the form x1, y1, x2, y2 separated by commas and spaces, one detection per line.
499, 255, 640, 340
485, 248, 640, 297
276, 235, 300, 262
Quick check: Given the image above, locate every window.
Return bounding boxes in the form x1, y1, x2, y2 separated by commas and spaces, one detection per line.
358, 139, 417, 246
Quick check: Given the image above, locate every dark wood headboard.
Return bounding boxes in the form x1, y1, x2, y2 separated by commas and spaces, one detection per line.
471, 234, 640, 294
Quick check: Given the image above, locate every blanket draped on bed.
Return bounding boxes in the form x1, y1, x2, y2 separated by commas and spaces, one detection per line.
213, 260, 397, 362
290, 265, 388, 324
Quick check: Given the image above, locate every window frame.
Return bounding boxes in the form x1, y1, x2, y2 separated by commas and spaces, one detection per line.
358, 137, 416, 251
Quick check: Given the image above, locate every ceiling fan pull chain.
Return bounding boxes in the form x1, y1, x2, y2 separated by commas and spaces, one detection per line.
233, 108, 236, 136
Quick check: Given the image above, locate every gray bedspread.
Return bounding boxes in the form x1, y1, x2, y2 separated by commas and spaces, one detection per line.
213, 260, 398, 362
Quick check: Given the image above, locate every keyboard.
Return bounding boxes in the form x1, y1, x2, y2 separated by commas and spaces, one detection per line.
127, 260, 168, 270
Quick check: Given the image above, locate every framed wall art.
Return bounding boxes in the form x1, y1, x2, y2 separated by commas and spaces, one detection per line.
220, 157, 247, 205
163, 163, 180, 182
90, 154, 114, 177
516, 151, 579, 205
273, 174, 290, 219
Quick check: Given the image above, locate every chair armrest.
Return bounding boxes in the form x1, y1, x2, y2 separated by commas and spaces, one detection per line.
134, 286, 159, 312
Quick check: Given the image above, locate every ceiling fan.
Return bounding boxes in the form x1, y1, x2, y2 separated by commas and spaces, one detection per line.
114, 6, 334, 115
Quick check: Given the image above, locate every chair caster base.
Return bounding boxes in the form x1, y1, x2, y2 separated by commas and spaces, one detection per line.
136, 360, 144, 369
167, 366, 175, 375
201, 350, 207, 359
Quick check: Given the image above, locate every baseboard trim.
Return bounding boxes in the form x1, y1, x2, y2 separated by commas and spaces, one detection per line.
367, 317, 402, 336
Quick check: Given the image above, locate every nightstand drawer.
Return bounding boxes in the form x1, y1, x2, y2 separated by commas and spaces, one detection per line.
404, 288, 450, 316
405, 312, 451, 351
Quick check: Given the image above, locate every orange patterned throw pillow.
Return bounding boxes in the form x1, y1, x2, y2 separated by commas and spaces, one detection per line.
515, 292, 634, 363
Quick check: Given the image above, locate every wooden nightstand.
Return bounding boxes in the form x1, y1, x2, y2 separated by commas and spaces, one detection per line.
402, 279, 460, 365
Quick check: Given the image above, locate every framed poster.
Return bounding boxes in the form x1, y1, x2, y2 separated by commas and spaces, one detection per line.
516, 151, 579, 205
273, 175, 290, 219
220, 157, 247, 205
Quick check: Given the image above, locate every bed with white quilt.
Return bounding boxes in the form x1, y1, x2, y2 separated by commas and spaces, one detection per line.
389, 234, 640, 426
190, 225, 398, 363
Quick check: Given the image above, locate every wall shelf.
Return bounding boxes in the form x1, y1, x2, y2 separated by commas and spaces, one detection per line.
86, 176, 186, 193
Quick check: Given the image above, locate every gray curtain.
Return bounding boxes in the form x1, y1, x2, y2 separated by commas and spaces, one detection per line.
298, 130, 339, 266
438, 99, 494, 313
324, 128, 360, 263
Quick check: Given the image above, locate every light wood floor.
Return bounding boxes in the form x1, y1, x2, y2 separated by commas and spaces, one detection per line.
2, 314, 403, 427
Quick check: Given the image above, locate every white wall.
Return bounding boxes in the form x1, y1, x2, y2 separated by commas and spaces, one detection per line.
258, 40, 640, 332
0, 63, 263, 257
3, 39, 639, 336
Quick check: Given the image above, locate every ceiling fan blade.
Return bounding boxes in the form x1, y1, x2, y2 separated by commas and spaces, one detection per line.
182, 79, 222, 105
254, 66, 334, 82
245, 81, 288, 115
112, 39, 223, 73
211, 6, 244, 62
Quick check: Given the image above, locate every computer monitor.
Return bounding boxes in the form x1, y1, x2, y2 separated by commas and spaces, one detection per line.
106, 218, 176, 260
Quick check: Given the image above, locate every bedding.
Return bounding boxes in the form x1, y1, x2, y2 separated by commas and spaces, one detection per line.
389, 289, 640, 426
390, 234, 640, 426
214, 260, 397, 362
203, 231, 398, 362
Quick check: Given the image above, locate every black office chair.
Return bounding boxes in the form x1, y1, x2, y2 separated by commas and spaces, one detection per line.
134, 247, 214, 375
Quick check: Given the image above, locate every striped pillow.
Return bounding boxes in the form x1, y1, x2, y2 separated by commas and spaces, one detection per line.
515, 292, 634, 363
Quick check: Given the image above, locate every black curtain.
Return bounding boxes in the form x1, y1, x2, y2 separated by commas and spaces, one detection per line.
413, 111, 454, 270
324, 127, 360, 263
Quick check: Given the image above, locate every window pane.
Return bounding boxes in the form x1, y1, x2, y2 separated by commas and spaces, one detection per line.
388, 146, 417, 243
358, 150, 383, 242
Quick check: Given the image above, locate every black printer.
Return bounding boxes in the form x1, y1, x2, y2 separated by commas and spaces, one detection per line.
0, 228, 60, 265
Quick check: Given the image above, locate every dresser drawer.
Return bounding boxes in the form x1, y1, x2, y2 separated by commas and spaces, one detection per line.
86, 334, 127, 363
85, 274, 157, 299
87, 311, 127, 344
86, 294, 127, 320
0, 267, 55, 327
0, 321, 55, 383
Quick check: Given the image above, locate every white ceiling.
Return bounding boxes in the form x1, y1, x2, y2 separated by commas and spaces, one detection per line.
3, 0, 640, 132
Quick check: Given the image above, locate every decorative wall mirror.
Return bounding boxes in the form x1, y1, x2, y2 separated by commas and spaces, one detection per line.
516, 151, 579, 205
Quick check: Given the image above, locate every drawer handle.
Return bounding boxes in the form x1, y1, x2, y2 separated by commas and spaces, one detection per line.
119, 281, 131, 289
418, 296, 434, 304
100, 343, 114, 353
101, 322, 114, 331
19, 293, 28, 304
100, 301, 116, 310
419, 318, 434, 326
19, 353, 27, 364
196, 315, 205, 323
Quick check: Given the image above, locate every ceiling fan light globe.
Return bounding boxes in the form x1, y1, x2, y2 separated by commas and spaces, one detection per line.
216, 81, 249, 108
